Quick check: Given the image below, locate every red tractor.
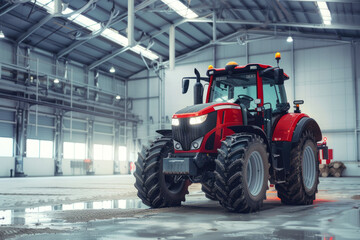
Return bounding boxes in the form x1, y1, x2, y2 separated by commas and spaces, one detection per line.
134, 53, 324, 213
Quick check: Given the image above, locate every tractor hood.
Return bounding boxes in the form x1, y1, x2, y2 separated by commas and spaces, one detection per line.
173, 102, 241, 118
171, 102, 243, 152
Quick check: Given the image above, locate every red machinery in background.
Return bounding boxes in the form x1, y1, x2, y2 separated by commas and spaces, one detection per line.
317, 137, 333, 164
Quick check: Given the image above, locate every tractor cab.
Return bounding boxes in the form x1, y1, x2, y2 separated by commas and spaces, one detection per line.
205, 60, 290, 138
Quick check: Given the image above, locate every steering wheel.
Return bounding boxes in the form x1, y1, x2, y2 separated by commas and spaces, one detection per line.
237, 94, 254, 102
235, 94, 254, 108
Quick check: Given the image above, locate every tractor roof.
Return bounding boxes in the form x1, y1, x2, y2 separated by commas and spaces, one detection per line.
207, 63, 290, 80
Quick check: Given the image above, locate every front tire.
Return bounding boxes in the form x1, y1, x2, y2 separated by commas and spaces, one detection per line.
276, 130, 319, 205
201, 174, 217, 201
134, 136, 190, 208
215, 133, 269, 213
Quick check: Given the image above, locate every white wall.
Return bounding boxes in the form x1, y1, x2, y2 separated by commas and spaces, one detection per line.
93, 160, 114, 175
129, 36, 360, 176
0, 157, 14, 177
23, 158, 54, 176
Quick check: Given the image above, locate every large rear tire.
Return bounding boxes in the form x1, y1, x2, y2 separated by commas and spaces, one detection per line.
215, 133, 269, 213
276, 130, 319, 205
134, 136, 190, 208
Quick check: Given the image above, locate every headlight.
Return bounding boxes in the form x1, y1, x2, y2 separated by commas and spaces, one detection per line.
172, 118, 179, 126
189, 114, 207, 125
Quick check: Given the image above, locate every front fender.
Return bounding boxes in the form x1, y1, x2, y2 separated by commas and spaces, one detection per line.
228, 125, 271, 154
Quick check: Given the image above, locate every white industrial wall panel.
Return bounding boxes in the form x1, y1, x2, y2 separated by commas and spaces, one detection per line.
72, 65, 86, 84
0, 41, 13, 63
128, 79, 147, 97
93, 160, 114, 175
64, 119, 87, 131
99, 73, 115, 92
174, 46, 213, 65
93, 134, 113, 145
295, 44, 355, 163
0, 123, 13, 138
0, 157, 15, 177
30, 52, 53, 75
131, 99, 147, 141
119, 161, 129, 174
63, 132, 86, 143
23, 158, 54, 176
62, 159, 87, 176
217, 44, 247, 61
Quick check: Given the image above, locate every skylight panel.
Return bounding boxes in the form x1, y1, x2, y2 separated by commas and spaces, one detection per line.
161, 0, 198, 19
317, 1, 332, 25
31, 0, 159, 60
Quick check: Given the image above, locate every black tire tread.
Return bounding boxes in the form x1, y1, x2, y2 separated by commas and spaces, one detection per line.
214, 133, 269, 213
275, 130, 319, 205
134, 137, 189, 208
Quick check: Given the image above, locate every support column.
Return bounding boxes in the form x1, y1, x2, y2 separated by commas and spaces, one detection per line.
14, 103, 28, 177
169, 25, 175, 70
245, 42, 249, 64
212, 11, 217, 67
86, 119, 95, 175
351, 42, 359, 163
114, 121, 120, 174
128, 0, 135, 47
54, 110, 64, 176
292, 40, 295, 101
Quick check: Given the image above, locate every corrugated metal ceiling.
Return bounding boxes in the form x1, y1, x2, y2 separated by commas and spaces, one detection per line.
0, 0, 359, 79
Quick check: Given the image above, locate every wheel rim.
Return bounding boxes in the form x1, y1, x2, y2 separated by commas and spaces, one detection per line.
302, 145, 316, 190
246, 151, 264, 196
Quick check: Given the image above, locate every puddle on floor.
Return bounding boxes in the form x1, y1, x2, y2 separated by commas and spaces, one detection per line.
0, 199, 148, 226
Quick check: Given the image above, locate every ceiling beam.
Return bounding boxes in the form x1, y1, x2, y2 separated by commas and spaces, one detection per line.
0, 2, 21, 17
88, 46, 130, 70
56, 0, 156, 59
16, 15, 54, 44
187, 18, 360, 31
87, 17, 190, 70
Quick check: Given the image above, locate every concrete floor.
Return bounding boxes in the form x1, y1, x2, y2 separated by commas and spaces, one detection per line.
0, 176, 359, 240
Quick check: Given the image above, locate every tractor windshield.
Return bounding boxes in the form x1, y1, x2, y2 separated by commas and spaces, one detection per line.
209, 72, 287, 112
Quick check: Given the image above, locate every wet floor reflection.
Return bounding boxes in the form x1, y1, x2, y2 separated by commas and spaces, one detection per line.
0, 199, 147, 226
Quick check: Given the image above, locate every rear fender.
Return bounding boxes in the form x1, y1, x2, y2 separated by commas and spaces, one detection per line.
272, 113, 322, 178
291, 117, 322, 143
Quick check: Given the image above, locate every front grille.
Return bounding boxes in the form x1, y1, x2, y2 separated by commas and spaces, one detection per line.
172, 111, 217, 151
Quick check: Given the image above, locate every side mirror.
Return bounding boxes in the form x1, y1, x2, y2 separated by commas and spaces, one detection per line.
182, 79, 189, 94
274, 68, 284, 85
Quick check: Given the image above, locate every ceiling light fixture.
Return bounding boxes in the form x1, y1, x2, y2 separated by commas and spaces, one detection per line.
287, 36, 293, 43
115, 95, 121, 100
317, 1, 332, 25
0, 30, 4, 39
161, 0, 198, 19
53, 78, 60, 84
109, 66, 115, 73
32, 0, 159, 60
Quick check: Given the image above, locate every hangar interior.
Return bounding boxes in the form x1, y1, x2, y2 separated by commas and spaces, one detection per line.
0, 0, 359, 178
